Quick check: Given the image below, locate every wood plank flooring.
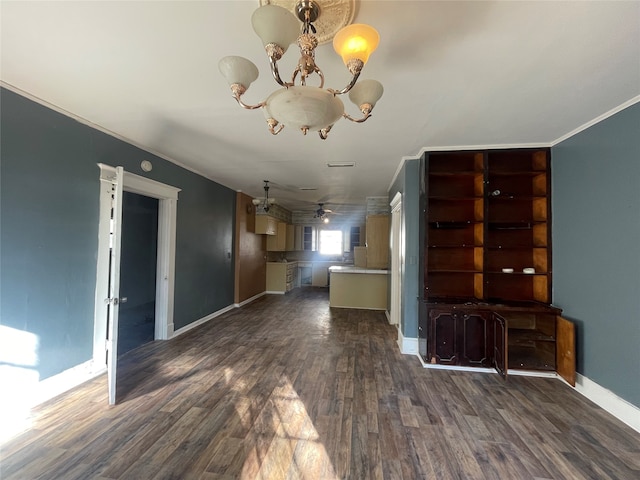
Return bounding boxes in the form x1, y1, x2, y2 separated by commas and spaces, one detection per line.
1, 288, 639, 479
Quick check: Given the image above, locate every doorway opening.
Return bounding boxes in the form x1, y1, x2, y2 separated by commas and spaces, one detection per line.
93, 164, 180, 372
118, 192, 159, 356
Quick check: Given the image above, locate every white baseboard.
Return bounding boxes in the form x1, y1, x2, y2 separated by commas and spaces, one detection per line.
265, 290, 286, 295
574, 373, 640, 433
234, 291, 266, 308
34, 360, 105, 407
397, 332, 419, 355
172, 303, 237, 338
0, 359, 106, 442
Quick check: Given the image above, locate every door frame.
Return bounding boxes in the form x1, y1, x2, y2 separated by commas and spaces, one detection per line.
390, 192, 403, 327
93, 164, 180, 370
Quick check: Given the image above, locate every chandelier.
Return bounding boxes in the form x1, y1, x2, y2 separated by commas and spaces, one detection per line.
252, 180, 276, 212
219, 0, 383, 139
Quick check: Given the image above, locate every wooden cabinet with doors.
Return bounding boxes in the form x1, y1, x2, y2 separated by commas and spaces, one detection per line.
419, 148, 575, 384
266, 261, 298, 293
285, 224, 295, 251
422, 302, 573, 383
255, 214, 277, 235
266, 222, 287, 251
365, 214, 389, 269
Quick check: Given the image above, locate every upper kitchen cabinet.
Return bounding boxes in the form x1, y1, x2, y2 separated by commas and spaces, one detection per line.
266, 222, 287, 251
286, 224, 296, 251
255, 215, 277, 235
365, 214, 389, 269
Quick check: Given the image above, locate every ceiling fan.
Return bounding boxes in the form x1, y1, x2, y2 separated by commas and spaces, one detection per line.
313, 203, 336, 221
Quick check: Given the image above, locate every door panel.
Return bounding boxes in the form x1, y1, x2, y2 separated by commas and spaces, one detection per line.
107, 166, 124, 405
556, 316, 576, 386
493, 313, 508, 380
461, 312, 492, 367
430, 311, 457, 364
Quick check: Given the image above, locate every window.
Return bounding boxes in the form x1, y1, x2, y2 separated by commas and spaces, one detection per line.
318, 229, 343, 255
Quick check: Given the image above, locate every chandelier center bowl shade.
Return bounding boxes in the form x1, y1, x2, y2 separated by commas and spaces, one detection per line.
264, 86, 344, 131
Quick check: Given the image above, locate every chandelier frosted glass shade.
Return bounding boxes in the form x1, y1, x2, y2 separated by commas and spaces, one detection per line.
349, 79, 384, 109
264, 86, 345, 131
333, 23, 380, 66
218, 56, 259, 89
251, 5, 300, 53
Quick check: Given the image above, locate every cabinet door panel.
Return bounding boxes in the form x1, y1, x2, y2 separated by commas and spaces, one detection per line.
493, 313, 508, 380
460, 312, 492, 367
429, 311, 457, 364
556, 316, 576, 387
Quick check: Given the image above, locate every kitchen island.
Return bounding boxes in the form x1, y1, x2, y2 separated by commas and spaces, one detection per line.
328, 266, 389, 310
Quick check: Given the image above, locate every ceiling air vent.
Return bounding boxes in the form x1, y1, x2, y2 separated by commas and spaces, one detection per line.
327, 162, 356, 167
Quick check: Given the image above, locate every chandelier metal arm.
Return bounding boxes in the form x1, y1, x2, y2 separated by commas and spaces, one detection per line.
266, 43, 294, 88
342, 103, 374, 123
329, 68, 362, 96
292, 64, 325, 88
230, 84, 265, 110
269, 57, 294, 88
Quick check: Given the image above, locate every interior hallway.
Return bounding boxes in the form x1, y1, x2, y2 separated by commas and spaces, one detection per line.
1, 288, 638, 479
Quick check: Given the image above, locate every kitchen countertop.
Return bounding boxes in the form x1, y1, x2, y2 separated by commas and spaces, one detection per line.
328, 266, 389, 275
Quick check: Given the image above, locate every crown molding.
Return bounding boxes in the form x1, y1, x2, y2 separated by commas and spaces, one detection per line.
551, 95, 640, 146
0, 81, 233, 191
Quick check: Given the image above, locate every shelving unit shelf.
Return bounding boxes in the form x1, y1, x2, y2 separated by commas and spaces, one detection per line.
419, 148, 575, 385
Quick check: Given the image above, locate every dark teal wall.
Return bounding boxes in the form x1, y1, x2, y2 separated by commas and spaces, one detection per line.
0, 87, 236, 380
552, 102, 640, 407
389, 158, 420, 338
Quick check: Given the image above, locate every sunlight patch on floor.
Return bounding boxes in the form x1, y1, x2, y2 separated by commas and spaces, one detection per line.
232, 373, 338, 479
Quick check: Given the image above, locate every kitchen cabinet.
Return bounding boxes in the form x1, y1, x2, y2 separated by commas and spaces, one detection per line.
328, 266, 388, 310
255, 215, 277, 235
311, 263, 329, 286
294, 226, 303, 251
303, 225, 316, 251
286, 224, 295, 251
266, 222, 287, 251
266, 262, 298, 293
365, 215, 389, 269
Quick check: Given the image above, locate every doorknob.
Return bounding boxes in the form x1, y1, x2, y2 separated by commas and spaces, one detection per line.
105, 297, 127, 305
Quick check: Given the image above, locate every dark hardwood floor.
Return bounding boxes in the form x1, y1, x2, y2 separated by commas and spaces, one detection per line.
1, 288, 639, 479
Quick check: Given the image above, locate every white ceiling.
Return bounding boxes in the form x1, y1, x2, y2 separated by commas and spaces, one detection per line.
2, 1, 639, 214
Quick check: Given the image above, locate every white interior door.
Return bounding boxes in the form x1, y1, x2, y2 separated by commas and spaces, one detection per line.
106, 166, 124, 405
